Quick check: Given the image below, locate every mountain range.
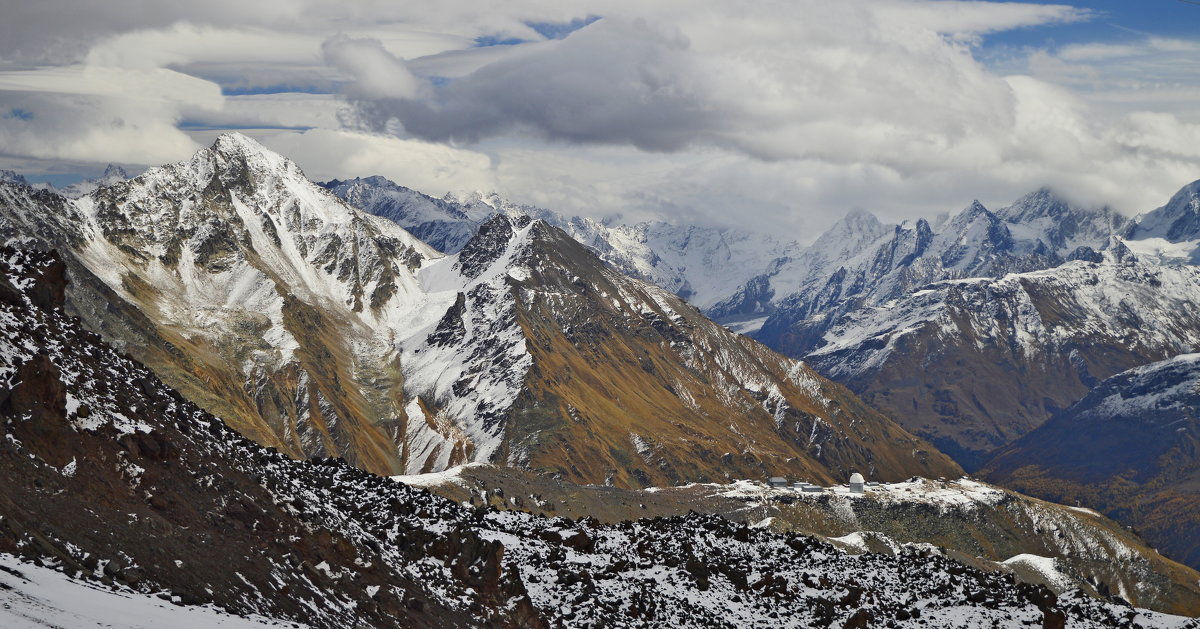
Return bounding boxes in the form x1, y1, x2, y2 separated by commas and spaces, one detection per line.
324, 166, 1200, 574
327, 171, 1200, 459
4, 133, 1200, 625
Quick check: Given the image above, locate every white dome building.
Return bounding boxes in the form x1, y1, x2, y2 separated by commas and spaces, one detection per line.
849, 472, 865, 493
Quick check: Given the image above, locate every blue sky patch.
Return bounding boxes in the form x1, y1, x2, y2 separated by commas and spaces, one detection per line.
475, 15, 600, 47
980, 0, 1200, 51
527, 15, 601, 40
474, 34, 529, 47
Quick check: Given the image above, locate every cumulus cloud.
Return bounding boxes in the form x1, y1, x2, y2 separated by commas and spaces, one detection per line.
345, 18, 736, 152
333, 2, 1083, 169
306, 0, 1200, 226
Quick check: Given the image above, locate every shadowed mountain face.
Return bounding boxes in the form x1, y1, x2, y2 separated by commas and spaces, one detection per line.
982, 354, 1200, 571
0, 133, 961, 488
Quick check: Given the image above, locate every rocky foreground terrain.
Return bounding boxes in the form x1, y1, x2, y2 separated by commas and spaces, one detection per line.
396, 464, 1200, 617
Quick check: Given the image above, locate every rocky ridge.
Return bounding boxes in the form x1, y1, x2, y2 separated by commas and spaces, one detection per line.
323, 177, 804, 317
403, 212, 963, 486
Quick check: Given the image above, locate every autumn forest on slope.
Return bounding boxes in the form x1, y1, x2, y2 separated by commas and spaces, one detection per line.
4, 134, 1200, 627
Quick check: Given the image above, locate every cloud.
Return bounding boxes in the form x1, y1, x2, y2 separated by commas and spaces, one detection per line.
0, 90, 204, 165
300, 0, 1200, 228
263, 128, 497, 194
345, 18, 738, 152
0, 0, 311, 63
322, 34, 424, 100
201, 93, 343, 130
331, 2, 1071, 170
0, 65, 220, 164
872, 1, 1090, 42
0, 65, 223, 107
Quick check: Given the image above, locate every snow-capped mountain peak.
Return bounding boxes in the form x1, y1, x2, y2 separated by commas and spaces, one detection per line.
100, 163, 128, 181
0, 134, 450, 474
791, 207, 895, 274
1134, 179, 1200, 240
0, 169, 29, 187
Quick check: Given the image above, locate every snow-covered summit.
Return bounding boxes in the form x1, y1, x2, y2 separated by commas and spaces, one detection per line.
0, 134, 450, 474
1125, 180, 1200, 265
1132, 179, 1200, 242
998, 188, 1127, 259
0, 169, 29, 187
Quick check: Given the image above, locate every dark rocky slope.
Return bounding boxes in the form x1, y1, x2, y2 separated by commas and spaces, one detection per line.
398, 465, 1200, 617
983, 354, 1200, 571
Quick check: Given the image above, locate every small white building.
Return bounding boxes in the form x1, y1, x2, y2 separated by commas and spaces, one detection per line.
768, 476, 789, 488
849, 472, 865, 494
